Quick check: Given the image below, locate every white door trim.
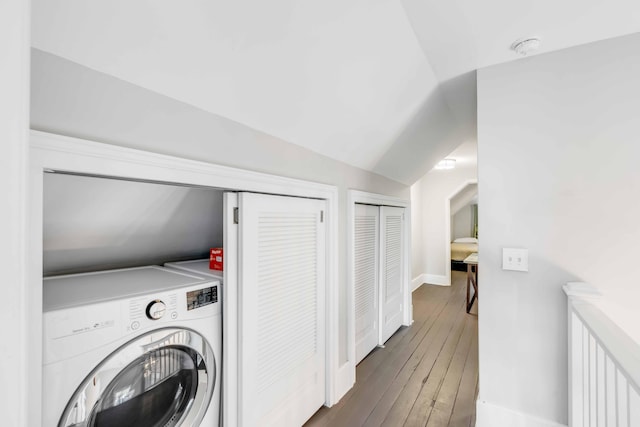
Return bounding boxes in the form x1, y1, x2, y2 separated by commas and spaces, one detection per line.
346, 190, 411, 389
28, 130, 342, 423
222, 193, 239, 427
0, 0, 30, 424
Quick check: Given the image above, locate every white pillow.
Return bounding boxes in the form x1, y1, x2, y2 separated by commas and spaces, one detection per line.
454, 237, 478, 243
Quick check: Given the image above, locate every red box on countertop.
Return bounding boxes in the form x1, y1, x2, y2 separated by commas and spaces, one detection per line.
209, 248, 223, 271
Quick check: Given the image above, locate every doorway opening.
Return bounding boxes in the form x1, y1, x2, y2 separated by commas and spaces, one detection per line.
445, 181, 478, 285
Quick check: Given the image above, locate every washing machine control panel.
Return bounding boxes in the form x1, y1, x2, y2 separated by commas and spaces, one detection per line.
186, 286, 218, 310
146, 300, 166, 320
128, 292, 178, 330
126, 281, 221, 332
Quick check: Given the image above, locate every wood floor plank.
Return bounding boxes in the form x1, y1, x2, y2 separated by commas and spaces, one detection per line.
376, 293, 468, 427
307, 286, 454, 427
308, 291, 446, 427
356, 286, 450, 384
304, 272, 478, 427
402, 315, 473, 427
448, 324, 479, 427
424, 316, 476, 427
469, 379, 479, 427
333, 298, 462, 427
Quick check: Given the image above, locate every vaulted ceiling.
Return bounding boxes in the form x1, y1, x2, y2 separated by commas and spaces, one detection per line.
31, 0, 640, 185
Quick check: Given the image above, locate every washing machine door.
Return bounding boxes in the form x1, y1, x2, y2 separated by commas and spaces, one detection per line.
59, 328, 216, 427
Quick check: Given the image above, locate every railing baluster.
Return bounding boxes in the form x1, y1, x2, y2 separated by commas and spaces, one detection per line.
590, 335, 597, 427
597, 343, 605, 426
625, 382, 630, 427
584, 325, 590, 424
629, 384, 640, 426
574, 318, 584, 426
617, 370, 628, 427
564, 283, 640, 427
605, 354, 616, 427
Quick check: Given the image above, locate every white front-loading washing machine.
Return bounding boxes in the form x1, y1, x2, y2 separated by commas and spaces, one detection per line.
42, 266, 222, 427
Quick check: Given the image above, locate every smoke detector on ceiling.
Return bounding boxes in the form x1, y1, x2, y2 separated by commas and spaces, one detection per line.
511, 37, 541, 56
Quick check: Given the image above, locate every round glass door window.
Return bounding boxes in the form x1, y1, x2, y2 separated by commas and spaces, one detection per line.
88, 347, 197, 426
60, 329, 215, 427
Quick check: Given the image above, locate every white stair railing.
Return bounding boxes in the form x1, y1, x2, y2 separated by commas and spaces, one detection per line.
564, 283, 640, 427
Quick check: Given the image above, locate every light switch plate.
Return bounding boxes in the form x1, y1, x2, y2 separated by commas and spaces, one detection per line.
503, 248, 528, 272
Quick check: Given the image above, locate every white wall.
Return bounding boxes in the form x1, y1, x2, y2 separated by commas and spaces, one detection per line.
30, 0, 447, 182
450, 184, 477, 216
450, 184, 477, 241
411, 165, 477, 285
452, 205, 473, 240
0, 0, 29, 423
477, 33, 640, 426
30, 49, 409, 367
43, 174, 225, 276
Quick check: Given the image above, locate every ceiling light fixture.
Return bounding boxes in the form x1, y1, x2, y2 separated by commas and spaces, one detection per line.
511, 37, 541, 56
435, 158, 456, 170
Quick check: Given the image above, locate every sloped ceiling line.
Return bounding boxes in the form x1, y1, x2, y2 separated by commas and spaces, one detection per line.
31, 0, 640, 185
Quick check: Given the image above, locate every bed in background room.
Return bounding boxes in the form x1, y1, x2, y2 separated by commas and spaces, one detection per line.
451, 237, 478, 272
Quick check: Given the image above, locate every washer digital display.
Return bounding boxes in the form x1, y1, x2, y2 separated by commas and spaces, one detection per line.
186, 286, 218, 310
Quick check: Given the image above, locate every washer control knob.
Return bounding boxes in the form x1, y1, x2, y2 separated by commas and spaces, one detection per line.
146, 300, 166, 320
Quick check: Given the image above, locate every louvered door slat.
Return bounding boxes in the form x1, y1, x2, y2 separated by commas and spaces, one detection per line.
354, 204, 379, 364
239, 193, 326, 427
385, 215, 401, 300
380, 206, 404, 343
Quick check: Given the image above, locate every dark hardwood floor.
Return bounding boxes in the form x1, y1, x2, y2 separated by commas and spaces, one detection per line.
305, 271, 478, 427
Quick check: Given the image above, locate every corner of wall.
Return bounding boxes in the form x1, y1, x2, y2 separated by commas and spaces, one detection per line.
424, 274, 450, 286
412, 273, 450, 290
411, 274, 425, 292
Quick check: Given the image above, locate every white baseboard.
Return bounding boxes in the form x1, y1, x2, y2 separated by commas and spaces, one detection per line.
423, 273, 450, 286
411, 274, 426, 292
476, 400, 567, 427
412, 273, 450, 290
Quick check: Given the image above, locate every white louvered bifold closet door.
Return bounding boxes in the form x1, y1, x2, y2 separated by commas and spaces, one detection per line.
380, 206, 405, 344
354, 204, 379, 364
238, 193, 326, 427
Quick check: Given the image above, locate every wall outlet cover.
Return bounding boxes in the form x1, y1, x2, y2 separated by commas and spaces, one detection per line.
502, 248, 528, 272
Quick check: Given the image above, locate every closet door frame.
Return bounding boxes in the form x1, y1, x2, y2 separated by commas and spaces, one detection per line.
28, 131, 343, 427
347, 191, 411, 373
